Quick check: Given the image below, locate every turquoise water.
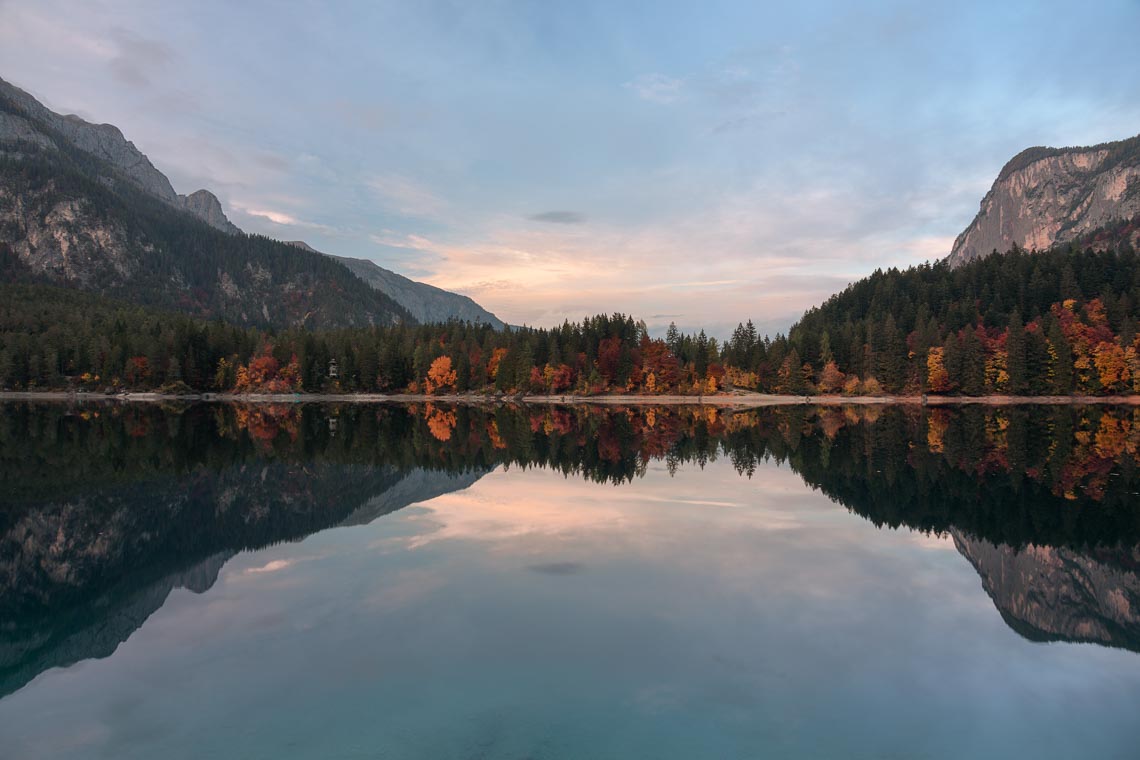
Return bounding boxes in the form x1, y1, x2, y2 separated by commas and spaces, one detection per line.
2, 403, 1140, 758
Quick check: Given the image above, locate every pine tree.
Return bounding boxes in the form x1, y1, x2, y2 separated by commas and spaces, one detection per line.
1006, 312, 1027, 394
959, 328, 986, 395
665, 322, 680, 355
1048, 320, 1074, 394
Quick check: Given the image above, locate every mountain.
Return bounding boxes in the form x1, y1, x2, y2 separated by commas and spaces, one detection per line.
287, 240, 504, 328
0, 76, 410, 329
0, 77, 237, 233
0, 75, 503, 330
948, 134, 1140, 266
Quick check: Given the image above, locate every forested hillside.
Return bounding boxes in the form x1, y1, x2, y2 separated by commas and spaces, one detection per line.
0, 275, 719, 395
760, 231, 1140, 395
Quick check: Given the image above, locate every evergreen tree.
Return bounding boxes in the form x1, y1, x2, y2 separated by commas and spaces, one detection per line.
1047, 320, 1074, 393
1006, 312, 1027, 394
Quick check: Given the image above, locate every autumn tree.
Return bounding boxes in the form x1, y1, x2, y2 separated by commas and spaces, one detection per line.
926, 347, 952, 393
425, 355, 457, 394
818, 360, 845, 393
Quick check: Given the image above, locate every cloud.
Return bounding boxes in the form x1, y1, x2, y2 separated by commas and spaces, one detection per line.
527, 562, 585, 575
253, 152, 291, 172
528, 211, 586, 224
369, 231, 438, 250
106, 27, 174, 88
625, 73, 684, 104
232, 203, 337, 233
367, 174, 448, 219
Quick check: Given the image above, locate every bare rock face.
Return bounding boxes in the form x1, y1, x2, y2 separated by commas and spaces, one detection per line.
179, 189, 240, 234
948, 135, 1140, 266
0, 77, 179, 203
0, 111, 56, 151
0, 186, 138, 284
0, 76, 237, 233
952, 529, 1140, 651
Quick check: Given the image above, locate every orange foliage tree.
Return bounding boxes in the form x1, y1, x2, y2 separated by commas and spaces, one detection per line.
233, 344, 302, 393
1093, 341, 1130, 393
425, 356, 457, 394
487, 347, 509, 380
818, 360, 845, 393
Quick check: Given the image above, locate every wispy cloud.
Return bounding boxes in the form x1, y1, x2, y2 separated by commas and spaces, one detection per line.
232, 203, 337, 233
106, 27, 174, 88
625, 73, 684, 104
367, 174, 448, 219
369, 231, 438, 250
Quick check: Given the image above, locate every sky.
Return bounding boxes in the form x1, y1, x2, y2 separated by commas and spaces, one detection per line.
2, 0, 1139, 337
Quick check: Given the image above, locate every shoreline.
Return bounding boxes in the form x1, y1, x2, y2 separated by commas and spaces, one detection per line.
2, 390, 1140, 406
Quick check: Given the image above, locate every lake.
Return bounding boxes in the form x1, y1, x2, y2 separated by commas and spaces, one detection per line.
2, 402, 1140, 759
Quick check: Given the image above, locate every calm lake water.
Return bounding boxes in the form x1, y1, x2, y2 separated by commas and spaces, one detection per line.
2, 402, 1140, 758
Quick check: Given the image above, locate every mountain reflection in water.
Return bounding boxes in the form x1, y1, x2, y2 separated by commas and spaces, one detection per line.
2, 400, 1140, 703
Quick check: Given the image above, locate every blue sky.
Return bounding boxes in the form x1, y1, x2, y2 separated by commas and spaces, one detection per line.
2, 0, 1139, 336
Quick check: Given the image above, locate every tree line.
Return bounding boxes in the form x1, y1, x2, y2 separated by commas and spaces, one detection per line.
3, 235, 1140, 396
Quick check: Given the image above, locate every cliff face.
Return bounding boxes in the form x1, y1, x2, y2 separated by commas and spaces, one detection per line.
178, 188, 240, 234
952, 529, 1140, 651
948, 135, 1140, 266
0, 77, 237, 233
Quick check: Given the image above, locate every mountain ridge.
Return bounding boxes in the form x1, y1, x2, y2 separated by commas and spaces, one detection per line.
0, 77, 240, 234
0, 75, 502, 329
0, 77, 412, 329
286, 240, 504, 328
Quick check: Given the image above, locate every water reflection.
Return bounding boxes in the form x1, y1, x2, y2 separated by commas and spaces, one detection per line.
2, 401, 1140, 748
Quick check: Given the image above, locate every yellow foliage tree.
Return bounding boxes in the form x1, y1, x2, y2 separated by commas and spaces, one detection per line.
926, 347, 951, 392
1093, 341, 1130, 392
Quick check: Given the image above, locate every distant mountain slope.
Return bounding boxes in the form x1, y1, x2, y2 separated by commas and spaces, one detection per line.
948, 134, 1140, 266
287, 241, 504, 328
0, 76, 410, 329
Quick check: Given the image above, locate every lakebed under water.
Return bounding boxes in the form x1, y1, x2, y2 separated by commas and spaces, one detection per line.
1, 402, 1139, 759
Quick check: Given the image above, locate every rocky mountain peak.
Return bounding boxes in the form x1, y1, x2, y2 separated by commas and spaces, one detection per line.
948, 133, 1140, 266
180, 189, 240, 234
